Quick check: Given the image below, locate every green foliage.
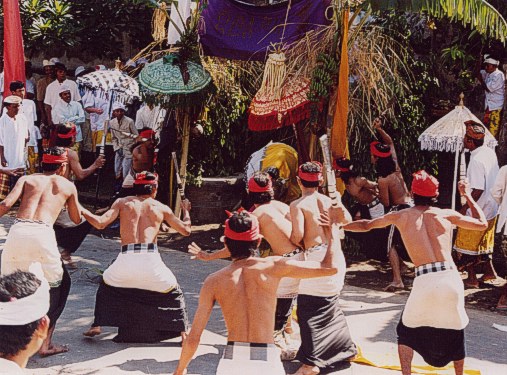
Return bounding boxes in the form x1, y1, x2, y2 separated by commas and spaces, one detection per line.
0, 0, 154, 59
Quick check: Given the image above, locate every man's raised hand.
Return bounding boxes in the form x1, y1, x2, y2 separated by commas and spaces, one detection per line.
188, 242, 209, 261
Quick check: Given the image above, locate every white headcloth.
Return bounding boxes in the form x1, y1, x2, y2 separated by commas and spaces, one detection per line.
0, 263, 50, 326
484, 57, 500, 66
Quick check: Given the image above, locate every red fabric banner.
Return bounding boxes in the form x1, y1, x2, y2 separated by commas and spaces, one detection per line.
3, 0, 26, 98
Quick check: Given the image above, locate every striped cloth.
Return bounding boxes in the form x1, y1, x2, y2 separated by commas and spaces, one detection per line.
0, 173, 10, 200
121, 243, 157, 254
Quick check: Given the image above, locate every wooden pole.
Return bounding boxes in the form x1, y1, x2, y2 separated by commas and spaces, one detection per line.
174, 110, 191, 217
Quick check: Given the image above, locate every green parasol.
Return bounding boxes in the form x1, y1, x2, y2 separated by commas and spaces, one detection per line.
138, 54, 212, 107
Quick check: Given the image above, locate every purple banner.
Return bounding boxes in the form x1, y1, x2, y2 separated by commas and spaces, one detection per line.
199, 0, 332, 61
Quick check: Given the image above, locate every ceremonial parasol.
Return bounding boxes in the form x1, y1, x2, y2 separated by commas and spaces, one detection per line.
138, 54, 212, 106
418, 94, 497, 210
248, 52, 313, 132
77, 69, 140, 106
138, 53, 213, 215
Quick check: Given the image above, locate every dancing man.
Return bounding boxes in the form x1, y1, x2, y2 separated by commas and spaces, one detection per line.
0, 147, 82, 356
174, 206, 343, 375
345, 171, 487, 375
290, 161, 357, 375
82, 171, 192, 343
189, 172, 304, 358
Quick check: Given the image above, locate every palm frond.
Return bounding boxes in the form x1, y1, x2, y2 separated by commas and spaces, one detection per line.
366, 0, 507, 42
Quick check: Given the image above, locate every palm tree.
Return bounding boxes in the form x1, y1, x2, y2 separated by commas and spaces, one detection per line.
365, 0, 507, 41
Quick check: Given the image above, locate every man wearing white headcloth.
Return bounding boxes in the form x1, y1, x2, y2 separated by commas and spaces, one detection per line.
52, 84, 85, 156
476, 55, 505, 138
0, 266, 51, 373
110, 102, 137, 186
0, 146, 82, 356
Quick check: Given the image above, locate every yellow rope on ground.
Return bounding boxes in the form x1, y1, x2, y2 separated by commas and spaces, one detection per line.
351, 346, 481, 375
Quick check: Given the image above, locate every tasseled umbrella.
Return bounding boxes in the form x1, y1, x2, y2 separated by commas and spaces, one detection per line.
418, 94, 497, 210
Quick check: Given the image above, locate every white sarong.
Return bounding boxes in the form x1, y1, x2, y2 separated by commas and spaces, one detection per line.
216, 342, 285, 375
277, 248, 304, 298
103, 243, 178, 293
402, 261, 469, 330
1, 220, 63, 286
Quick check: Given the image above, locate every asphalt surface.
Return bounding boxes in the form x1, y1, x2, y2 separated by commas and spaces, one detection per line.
0, 216, 505, 375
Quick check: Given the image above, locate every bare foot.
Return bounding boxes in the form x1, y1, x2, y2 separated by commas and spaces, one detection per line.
39, 344, 69, 357
463, 279, 480, 289
83, 326, 102, 337
384, 282, 404, 292
479, 274, 497, 282
497, 294, 507, 310
61, 251, 77, 269
290, 364, 320, 375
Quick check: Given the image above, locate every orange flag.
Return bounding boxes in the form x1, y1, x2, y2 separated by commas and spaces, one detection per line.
3, 0, 26, 98
330, 9, 349, 194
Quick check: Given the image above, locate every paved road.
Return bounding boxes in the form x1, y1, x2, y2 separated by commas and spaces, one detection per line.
0, 217, 505, 375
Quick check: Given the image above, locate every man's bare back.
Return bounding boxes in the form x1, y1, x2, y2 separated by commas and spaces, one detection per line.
378, 172, 411, 207
83, 196, 190, 245
5, 174, 79, 225
290, 192, 332, 249
346, 176, 378, 205
252, 200, 295, 255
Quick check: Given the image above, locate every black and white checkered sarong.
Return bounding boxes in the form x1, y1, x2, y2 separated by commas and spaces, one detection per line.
121, 243, 157, 254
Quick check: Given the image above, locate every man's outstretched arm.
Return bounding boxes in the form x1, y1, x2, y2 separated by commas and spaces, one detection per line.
0, 177, 25, 216
174, 277, 215, 375
344, 212, 397, 232
163, 199, 192, 236
81, 200, 121, 229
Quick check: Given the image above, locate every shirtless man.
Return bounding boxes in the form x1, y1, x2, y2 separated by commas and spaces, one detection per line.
371, 117, 413, 291
0, 147, 81, 356
345, 171, 487, 375
173, 207, 341, 375
55, 123, 105, 267
81, 171, 192, 343
190, 172, 303, 358
290, 161, 356, 375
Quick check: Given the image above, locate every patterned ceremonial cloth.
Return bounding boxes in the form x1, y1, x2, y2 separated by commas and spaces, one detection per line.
0, 172, 10, 199
415, 261, 456, 277
454, 217, 497, 255
483, 108, 502, 139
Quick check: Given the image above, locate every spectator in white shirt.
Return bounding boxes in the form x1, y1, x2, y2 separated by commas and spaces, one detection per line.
7, 81, 37, 130
44, 63, 81, 133
135, 103, 166, 138
24, 61, 36, 100
52, 85, 85, 157
476, 56, 505, 139
0, 96, 29, 198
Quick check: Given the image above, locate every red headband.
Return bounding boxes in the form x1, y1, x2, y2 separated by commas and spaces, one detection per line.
57, 124, 77, 139
224, 214, 261, 241
248, 176, 272, 193
42, 151, 68, 164
333, 158, 351, 173
298, 162, 323, 182
139, 129, 156, 139
370, 141, 391, 158
412, 170, 439, 197
134, 172, 158, 185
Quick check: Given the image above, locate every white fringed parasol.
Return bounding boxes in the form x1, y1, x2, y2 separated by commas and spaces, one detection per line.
418, 94, 497, 210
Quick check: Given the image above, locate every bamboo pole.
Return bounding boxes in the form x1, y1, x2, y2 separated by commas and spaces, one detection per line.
174, 110, 191, 217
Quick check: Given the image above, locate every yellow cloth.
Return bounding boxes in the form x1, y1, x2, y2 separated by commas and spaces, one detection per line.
92, 130, 113, 149
260, 143, 301, 203
330, 8, 350, 195
351, 346, 481, 375
454, 217, 497, 255
485, 109, 502, 139
27, 146, 39, 175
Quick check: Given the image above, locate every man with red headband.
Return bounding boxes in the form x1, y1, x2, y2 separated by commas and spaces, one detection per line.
121, 127, 158, 192
371, 117, 413, 291
346, 171, 488, 375
289, 161, 356, 375
54, 123, 105, 268
0, 146, 82, 356
81, 171, 192, 343
189, 171, 303, 359
174, 207, 343, 375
